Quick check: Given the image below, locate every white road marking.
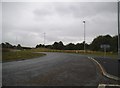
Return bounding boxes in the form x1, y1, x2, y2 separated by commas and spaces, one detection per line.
98, 84, 106, 88
98, 84, 120, 88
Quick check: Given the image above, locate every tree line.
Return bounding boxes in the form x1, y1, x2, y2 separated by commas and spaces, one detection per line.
1, 34, 119, 52
36, 34, 118, 52
1, 42, 32, 50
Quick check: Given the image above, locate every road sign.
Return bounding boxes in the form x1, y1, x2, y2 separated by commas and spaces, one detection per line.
100, 44, 110, 49
100, 44, 110, 58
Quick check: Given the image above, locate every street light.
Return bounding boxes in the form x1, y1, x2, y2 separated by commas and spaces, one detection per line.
83, 20, 86, 53
118, 1, 120, 58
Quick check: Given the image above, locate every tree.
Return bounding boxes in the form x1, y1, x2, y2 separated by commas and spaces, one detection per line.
4, 42, 13, 48
75, 43, 84, 50
36, 44, 44, 48
45, 45, 53, 49
90, 35, 112, 51
111, 35, 118, 52
52, 41, 64, 50
65, 43, 75, 50
17, 44, 22, 49
58, 41, 64, 50
1, 43, 5, 48
52, 42, 59, 49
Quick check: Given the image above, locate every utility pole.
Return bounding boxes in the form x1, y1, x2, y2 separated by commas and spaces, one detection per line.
16, 36, 17, 46
118, 1, 120, 58
104, 47, 106, 58
44, 32, 46, 46
83, 20, 86, 53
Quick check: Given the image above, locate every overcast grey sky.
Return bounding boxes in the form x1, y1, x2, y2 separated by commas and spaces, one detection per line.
2, 2, 118, 47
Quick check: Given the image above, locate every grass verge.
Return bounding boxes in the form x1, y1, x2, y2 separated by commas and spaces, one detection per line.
2, 48, 118, 62
2, 50, 46, 62
31, 48, 118, 59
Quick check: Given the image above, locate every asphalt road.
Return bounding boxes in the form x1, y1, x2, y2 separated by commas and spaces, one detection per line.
94, 57, 120, 78
0, 62, 2, 87
2, 52, 118, 86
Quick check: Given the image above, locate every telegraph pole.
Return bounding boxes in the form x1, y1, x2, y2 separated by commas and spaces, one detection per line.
83, 20, 86, 53
44, 32, 46, 46
118, 1, 120, 58
16, 36, 17, 46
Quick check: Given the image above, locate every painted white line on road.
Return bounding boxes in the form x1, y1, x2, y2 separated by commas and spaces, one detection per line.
88, 57, 120, 81
98, 84, 120, 88
98, 84, 105, 88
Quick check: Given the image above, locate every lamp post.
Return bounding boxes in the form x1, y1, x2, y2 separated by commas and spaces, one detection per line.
83, 20, 86, 53
118, 1, 120, 58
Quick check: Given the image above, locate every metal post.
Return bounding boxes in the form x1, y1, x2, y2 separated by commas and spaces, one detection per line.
83, 21, 86, 53
16, 36, 17, 45
44, 32, 46, 46
104, 47, 106, 58
118, 1, 120, 58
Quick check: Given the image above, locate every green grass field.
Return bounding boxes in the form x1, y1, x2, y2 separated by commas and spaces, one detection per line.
2, 49, 46, 62
30, 48, 118, 59
2, 48, 118, 62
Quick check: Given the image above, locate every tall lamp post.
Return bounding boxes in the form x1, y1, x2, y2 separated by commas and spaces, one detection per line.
83, 20, 86, 53
118, 1, 120, 58
44, 32, 46, 46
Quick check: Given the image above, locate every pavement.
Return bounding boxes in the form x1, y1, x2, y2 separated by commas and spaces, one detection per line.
2, 52, 119, 87
93, 57, 120, 79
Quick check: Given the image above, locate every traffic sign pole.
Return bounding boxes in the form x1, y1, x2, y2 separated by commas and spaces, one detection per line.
104, 47, 106, 58
100, 44, 110, 58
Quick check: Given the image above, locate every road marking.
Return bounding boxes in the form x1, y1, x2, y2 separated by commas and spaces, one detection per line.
98, 84, 120, 88
88, 57, 120, 81
98, 84, 106, 88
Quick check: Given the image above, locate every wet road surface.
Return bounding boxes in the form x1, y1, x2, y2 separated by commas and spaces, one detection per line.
94, 57, 120, 78
2, 52, 118, 86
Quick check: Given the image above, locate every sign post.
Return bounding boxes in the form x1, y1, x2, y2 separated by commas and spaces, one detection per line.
100, 44, 110, 58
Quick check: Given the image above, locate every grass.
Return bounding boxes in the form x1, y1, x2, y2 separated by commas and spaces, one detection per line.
2, 48, 118, 62
80, 51, 118, 59
2, 49, 46, 62
30, 48, 118, 59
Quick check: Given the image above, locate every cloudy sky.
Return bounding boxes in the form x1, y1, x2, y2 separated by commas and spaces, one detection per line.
2, 1, 118, 47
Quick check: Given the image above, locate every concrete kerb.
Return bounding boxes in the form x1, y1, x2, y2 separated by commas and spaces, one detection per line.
88, 57, 120, 81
